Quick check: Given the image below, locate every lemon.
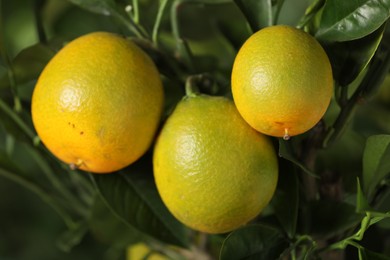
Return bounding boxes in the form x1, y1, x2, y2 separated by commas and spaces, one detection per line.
232, 25, 333, 139
127, 243, 169, 260
31, 32, 164, 173
153, 94, 278, 234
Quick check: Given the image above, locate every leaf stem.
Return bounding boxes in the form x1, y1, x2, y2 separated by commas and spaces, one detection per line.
0, 167, 76, 228
5, 134, 15, 156
273, 0, 285, 25
0, 1, 21, 113
324, 212, 373, 252
152, 0, 169, 46
112, 9, 148, 39
0, 99, 35, 140
31, 149, 90, 217
296, 0, 325, 30
132, 0, 140, 23
34, 0, 47, 43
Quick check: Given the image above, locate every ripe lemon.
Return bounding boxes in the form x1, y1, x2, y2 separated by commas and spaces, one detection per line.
31, 32, 164, 173
232, 25, 333, 139
153, 94, 278, 234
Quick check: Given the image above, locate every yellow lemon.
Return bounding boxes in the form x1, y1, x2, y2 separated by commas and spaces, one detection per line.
232, 25, 333, 139
31, 32, 164, 173
153, 94, 278, 234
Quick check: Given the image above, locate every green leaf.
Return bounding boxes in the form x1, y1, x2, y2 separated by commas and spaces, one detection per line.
278, 139, 318, 178
324, 24, 385, 86
359, 247, 390, 260
234, 0, 273, 32
270, 161, 299, 238
0, 150, 78, 227
0, 43, 55, 90
316, 0, 390, 42
66, 0, 148, 39
92, 155, 189, 247
357, 178, 372, 213
305, 199, 363, 238
88, 196, 142, 247
57, 221, 89, 252
219, 224, 288, 260
67, 0, 117, 16
0, 99, 37, 143
362, 135, 390, 198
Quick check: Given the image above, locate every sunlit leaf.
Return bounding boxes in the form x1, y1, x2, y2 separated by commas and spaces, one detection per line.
220, 224, 288, 260
362, 135, 390, 199
92, 155, 189, 247
234, 0, 273, 32
316, 0, 390, 42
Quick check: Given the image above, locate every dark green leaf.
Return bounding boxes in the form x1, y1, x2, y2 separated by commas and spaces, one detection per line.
88, 196, 142, 247
278, 139, 318, 178
0, 150, 78, 227
67, 0, 117, 16
362, 135, 390, 198
0, 150, 23, 174
0, 43, 55, 90
57, 221, 89, 252
270, 162, 299, 238
234, 0, 273, 32
324, 24, 385, 86
359, 247, 390, 260
360, 42, 390, 100
220, 224, 288, 260
316, 0, 390, 42
92, 155, 189, 247
0, 101, 36, 143
376, 187, 390, 224
305, 199, 363, 238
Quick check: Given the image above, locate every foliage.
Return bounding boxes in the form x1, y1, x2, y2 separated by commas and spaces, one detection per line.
0, 0, 390, 259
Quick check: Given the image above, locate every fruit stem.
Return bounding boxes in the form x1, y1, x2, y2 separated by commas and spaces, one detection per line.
69, 159, 84, 171
185, 73, 218, 97
283, 128, 291, 140
185, 75, 203, 97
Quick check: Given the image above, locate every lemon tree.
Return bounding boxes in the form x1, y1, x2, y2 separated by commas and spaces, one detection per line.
0, 0, 390, 259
